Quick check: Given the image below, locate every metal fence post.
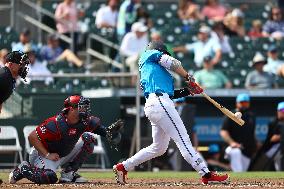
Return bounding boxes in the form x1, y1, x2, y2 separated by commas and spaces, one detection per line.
10, 0, 15, 28
135, 73, 141, 152
71, 31, 74, 52
86, 34, 91, 65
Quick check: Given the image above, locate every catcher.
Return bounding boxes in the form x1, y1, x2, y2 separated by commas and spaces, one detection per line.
9, 95, 123, 184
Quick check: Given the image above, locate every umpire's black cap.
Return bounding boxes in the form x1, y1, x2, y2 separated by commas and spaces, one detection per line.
5, 51, 24, 65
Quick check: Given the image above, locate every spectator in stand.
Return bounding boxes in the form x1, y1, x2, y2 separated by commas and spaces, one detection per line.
264, 45, 284, 77
0, 49, 8, 67
206, 144, 231, 171
173, 25, 222, 67
177, 0, 203, 22
12, 28, 37, 53
223, 9, 245, 37
248, 19, 264, 39
95, 0, 119, 59
40, 34, 83, 67
136, 5, 153, 29
95, 0, 119, 30
24, 44, 53, 85
193, 55, 232, 89
120, 22, 148, 73
55, 0, 84, 53
117, 0, 141, 43
201, 0, 227, 22
263, 7, 284, 39
220, 93, 258, 172
211, 22, 232, 54
245, 53, 277, 89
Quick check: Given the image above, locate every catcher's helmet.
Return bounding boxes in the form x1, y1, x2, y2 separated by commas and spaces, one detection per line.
63, 95, 91, 123
5, 51, 30, 80
146, 41, 170, 55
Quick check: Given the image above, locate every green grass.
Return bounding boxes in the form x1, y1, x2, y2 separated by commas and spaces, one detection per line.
1, 171, 284, 181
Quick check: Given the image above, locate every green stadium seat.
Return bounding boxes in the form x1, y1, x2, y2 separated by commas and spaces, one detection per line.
0, 26, 18, 50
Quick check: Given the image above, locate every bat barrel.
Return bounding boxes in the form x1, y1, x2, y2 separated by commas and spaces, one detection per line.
201, 92, 245, 126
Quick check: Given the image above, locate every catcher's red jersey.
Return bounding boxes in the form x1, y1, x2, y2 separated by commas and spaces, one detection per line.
35, 113, 100, 157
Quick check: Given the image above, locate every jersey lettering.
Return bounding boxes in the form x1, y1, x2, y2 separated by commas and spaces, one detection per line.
40, 126, 46, 134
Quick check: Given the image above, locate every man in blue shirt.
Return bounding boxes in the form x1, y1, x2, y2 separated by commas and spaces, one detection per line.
173, 25, 222, 67
12, 28, 38, 53
113, 41, 229, 185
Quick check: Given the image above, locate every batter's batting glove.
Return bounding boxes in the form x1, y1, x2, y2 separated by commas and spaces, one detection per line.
184, 73, 195, 83
186, 81, 203, 96
106, 119, 124, 151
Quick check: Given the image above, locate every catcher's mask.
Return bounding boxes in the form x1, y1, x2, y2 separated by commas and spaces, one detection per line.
63, 95, 91, 123
5, 51, 30, 81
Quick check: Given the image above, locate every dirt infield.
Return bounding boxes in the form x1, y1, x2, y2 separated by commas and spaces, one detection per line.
1, 178, 284, 189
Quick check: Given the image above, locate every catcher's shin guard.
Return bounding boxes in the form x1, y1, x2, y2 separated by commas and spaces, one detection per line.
9, 161, 29, 184
64, 132, 96, 172
20, 162, 58, 184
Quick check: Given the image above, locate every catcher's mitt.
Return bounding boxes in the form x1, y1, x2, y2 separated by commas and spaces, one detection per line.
106, 119, 124, 151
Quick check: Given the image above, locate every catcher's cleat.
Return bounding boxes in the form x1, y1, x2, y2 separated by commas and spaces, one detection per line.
9, 161, 30, 184
113, 163, 127, 184
59, 171, 88, 183
201, 171, 230, 185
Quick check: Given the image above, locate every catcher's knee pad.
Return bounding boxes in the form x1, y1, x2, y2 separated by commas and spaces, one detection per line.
81, 132, 96, 144
81, 132, 95, 154
21, 164, 58, 184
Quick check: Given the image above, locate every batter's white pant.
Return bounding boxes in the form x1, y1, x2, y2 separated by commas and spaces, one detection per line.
122, 93, 209, 176
225, 146, 250, 172
29, 135, 86, 172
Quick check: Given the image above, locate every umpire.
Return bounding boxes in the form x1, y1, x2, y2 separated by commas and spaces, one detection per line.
0, 51, 30, 114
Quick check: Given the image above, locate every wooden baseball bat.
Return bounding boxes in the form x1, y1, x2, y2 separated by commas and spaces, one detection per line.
201, 92, 245, 126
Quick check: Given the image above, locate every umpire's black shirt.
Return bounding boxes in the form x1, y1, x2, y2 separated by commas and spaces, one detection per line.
221, 109, 257, 158
0, 66, 16, 104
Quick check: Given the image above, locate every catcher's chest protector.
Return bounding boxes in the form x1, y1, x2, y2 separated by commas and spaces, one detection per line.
44, 114, 90, 157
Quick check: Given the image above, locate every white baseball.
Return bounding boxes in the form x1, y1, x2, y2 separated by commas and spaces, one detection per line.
234, 112, 242, 119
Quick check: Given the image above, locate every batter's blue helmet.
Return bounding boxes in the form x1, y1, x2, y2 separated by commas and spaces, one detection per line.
146, 41, 170, 55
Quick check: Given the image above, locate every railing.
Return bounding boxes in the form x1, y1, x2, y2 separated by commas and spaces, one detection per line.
86, 33, 124, 70
0, 0, 14, 27
19, 0, 74, 51
17, 0, 125, 71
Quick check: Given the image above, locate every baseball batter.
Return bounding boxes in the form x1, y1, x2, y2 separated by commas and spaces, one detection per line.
9, 95, 123, 184
113, 41, 229, 185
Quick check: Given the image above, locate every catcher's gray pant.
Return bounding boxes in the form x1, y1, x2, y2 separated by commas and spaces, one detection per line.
29, 132, 95, 172
122, 93, 209, 176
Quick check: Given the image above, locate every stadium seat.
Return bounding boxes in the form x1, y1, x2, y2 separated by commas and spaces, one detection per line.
23, 125, 37, 160
0, 26, 18, 50
0, 126, 23, 167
